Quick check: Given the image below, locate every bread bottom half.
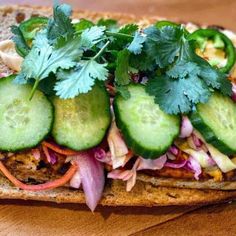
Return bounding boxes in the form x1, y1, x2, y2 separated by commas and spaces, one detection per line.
0, 176, 235, 206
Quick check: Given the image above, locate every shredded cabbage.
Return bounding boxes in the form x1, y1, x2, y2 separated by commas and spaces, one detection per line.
107, 121, 129, 169
108, 155, 167, 191
206, 144, 236, 173
186, 156, 202, 180
183, 149, 215, 168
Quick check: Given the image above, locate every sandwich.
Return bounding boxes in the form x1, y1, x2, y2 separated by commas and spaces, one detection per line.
0, 3, 236, 211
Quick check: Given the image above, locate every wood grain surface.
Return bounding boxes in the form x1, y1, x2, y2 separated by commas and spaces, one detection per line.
0, 0, 236, 235
0, 200, 200, 236
137, 203, 236, 236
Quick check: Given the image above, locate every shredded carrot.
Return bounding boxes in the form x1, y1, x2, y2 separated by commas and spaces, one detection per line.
0, 161, 77, 191
106, 84, 116, 95
123, 150, 134, 165
229, 76, 236, 83
126, 150, 134, 159
42, 145, 51, 163
42, 141, 79, 156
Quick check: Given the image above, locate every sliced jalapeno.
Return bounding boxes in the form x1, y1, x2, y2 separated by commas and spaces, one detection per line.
14, 17, 48, 57
155, 20, 180, 28
188, 28, 236, 73
155, 20, 189, 36
19, 17, 48, 42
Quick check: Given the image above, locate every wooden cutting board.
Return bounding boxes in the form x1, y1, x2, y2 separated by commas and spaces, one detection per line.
0, 0, 236, 235
0, 200, 199, 236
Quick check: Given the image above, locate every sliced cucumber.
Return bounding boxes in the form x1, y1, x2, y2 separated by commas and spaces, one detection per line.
0, 75, 53, 151
190, 92, 236, 155
52, 84, 111, 151
114, 84, 180, 159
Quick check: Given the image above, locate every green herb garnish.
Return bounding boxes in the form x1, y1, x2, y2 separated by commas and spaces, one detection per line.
11, 25, 30, 57
54, 41, 109, 99
12, 2, 232, 115
144, 26, 231, 114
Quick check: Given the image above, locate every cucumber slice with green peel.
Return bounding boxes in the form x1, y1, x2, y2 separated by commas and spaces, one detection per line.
190, 92, 236, 155
0, 75, 53, 151
52, 84, 111, 151
113, 84, 180, 159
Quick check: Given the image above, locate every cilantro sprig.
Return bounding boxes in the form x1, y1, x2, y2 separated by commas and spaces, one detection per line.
14, 3, 110, 99
15, 32, 82, 99
54, 41, 109, 99
143, 26, 231, 114
12, 2, 232, 115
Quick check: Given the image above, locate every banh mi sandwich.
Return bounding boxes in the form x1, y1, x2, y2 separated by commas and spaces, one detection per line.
0, 3, 236, 211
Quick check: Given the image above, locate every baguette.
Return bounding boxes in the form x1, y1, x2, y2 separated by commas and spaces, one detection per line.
0, 4, 236, 208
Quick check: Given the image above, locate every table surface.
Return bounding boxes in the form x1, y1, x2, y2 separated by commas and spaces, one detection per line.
0, 0, 236, 235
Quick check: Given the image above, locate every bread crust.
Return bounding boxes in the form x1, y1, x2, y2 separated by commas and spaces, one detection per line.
1, 176, 236, 207
1, 4, 236, 207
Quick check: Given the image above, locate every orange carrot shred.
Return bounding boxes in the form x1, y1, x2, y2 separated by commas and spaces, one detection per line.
42, 141, 79, 156
0, 161, 77, 191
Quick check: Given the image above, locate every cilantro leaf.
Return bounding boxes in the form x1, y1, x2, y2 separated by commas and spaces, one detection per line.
115, 49, 131, 85
167, 61, 200, 79
11, 25, 30, 57
172, 39, 232, 96
216, 72, 232, 96
146, 75, 210, 114
128, 32, 146, 55
192, 54, 232, 96
116, 85, 131, 99
80, 26, 106, 49
129, 51, 156, 71
55, 60, 108, 99
97, 18, 118, 30
14, 73, 27, 84
144, 26, 183, 68
109, 24, 138, 50
119, 24, 138, 35
15, 32, 82, 85
47, 3, 74, 43
74, 19, 94, 32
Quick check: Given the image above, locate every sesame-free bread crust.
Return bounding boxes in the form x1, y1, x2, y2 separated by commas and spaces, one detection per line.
0, 5, 236, 207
